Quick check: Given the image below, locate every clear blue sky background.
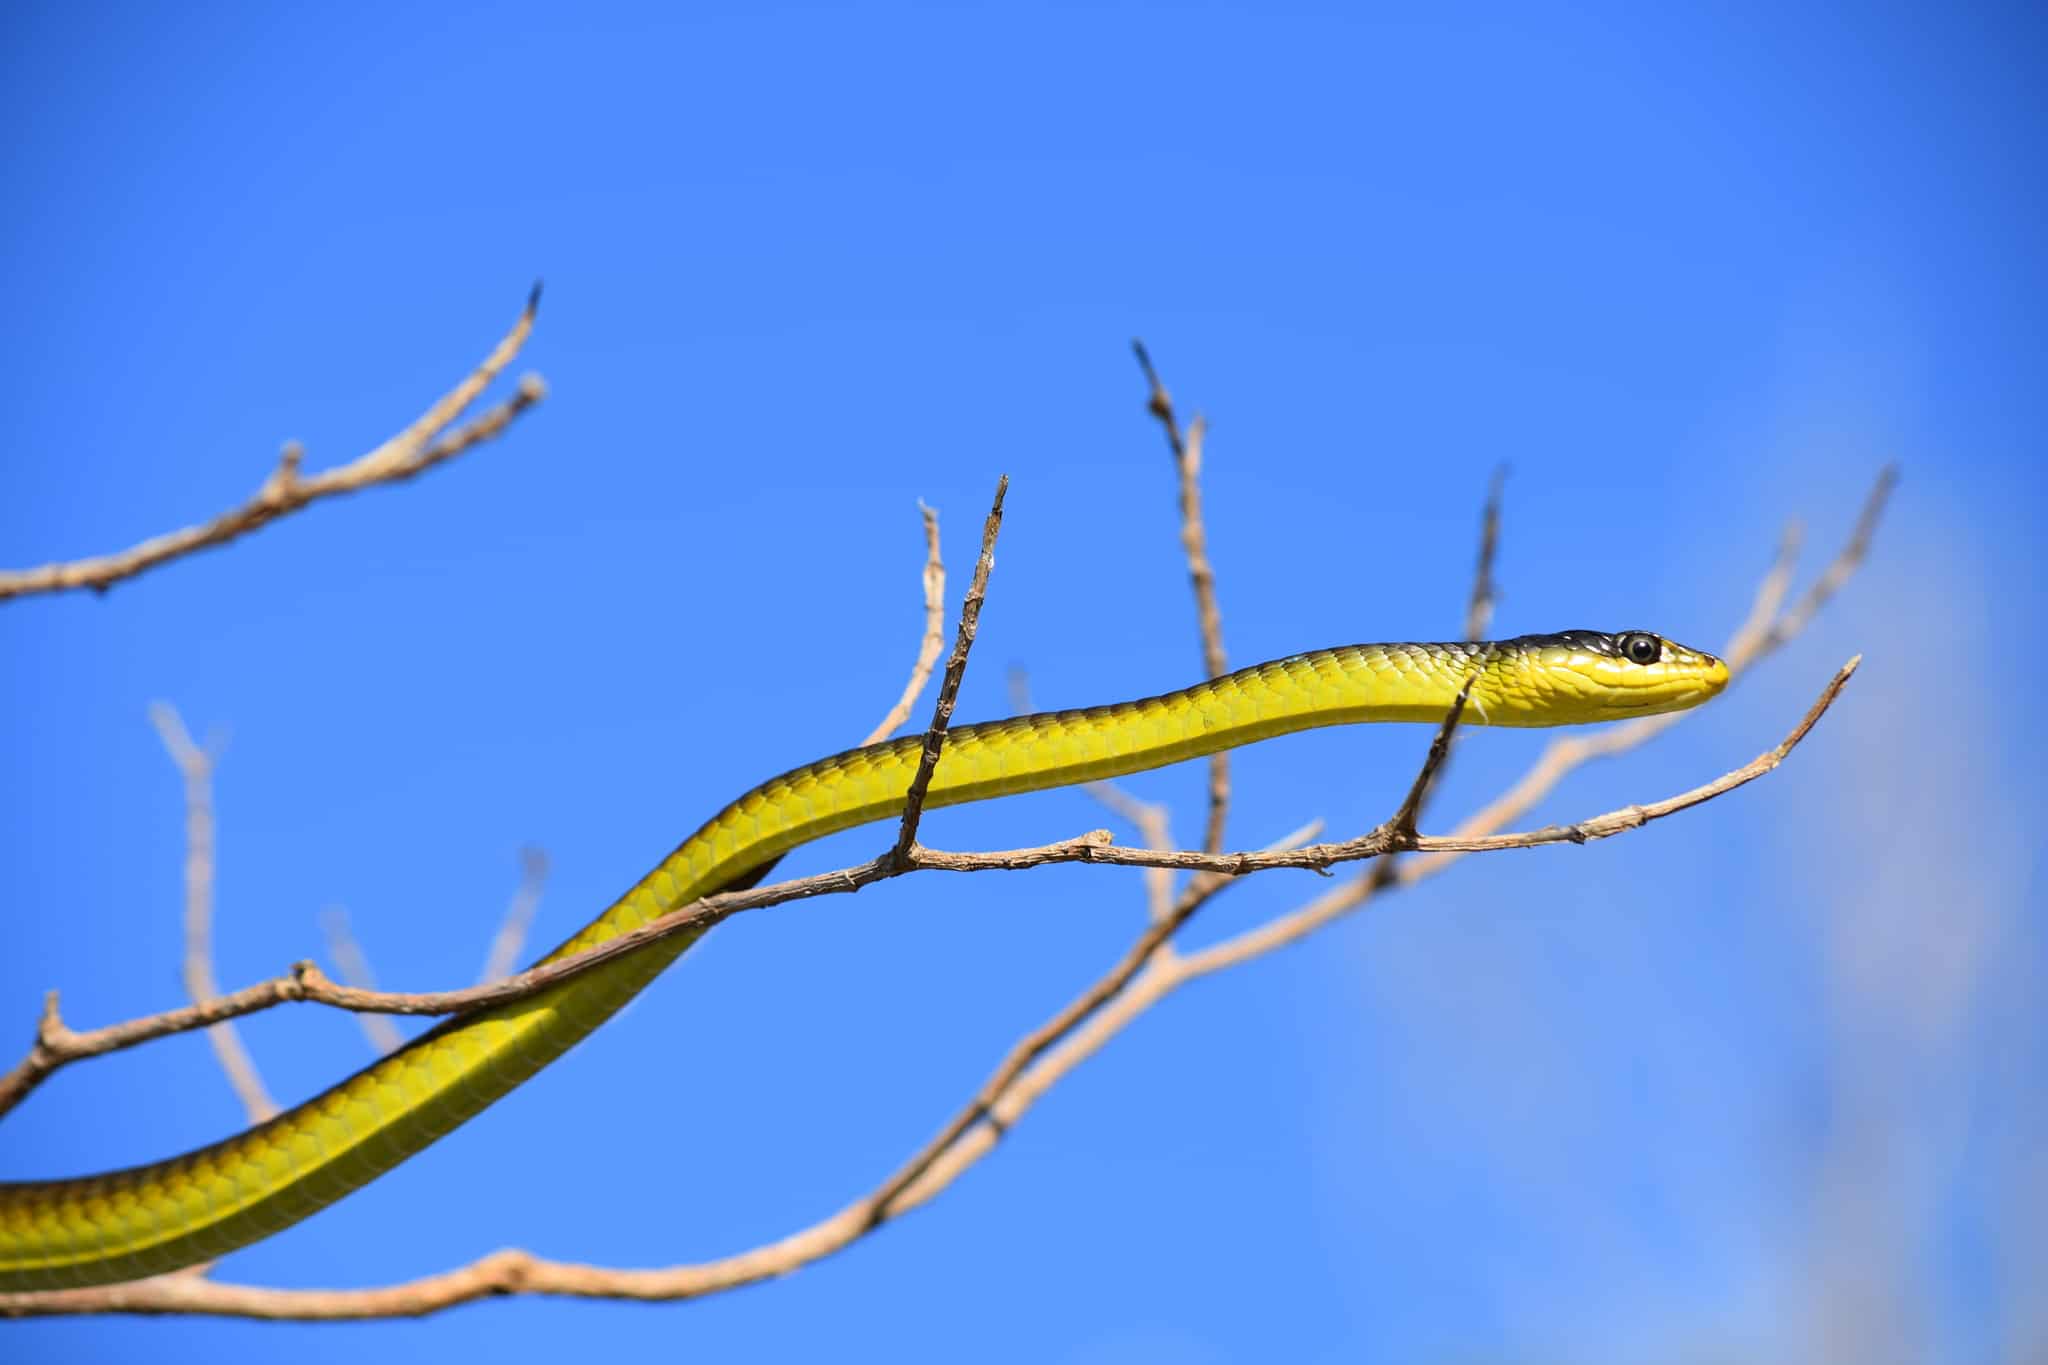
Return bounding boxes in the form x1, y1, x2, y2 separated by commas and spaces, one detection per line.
3, 3, 2041, 1361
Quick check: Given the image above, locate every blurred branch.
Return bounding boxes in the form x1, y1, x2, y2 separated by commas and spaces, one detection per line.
0, 289, 547, 602
316, 844, 552, 1059
478, 847, 551, 986
146, 704, 278, 1124
318, 909, 405, 1057
859, 503, 948, 747
1752, 464, 1896, 656
1465, 465, 1505, 643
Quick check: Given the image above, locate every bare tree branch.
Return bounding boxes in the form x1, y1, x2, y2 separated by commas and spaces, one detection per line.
1756, 463, 1897, 653
888, 478, 1006, 868
1727, 518, 1804, 661
146, 704, 277, 1123
0, 352, 1890, 1320
0, 290, 546, 602
0, 652, 1859, 1319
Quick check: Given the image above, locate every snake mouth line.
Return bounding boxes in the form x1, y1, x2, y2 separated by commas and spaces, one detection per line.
1602, 681, 1720, 712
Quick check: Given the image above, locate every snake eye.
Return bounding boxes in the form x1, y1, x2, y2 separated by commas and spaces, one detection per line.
1619, 632, 1662, 665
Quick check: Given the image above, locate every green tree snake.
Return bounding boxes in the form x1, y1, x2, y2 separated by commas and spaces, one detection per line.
0, 629, 1727, 1290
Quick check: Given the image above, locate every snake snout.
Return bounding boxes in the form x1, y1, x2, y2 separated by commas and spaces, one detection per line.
1699, 655, 1731, 697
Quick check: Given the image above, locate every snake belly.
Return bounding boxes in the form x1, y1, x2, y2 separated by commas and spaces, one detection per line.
0, 634, 1727, 1290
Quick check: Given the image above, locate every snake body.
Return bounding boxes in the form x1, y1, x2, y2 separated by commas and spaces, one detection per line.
0, 631, 1726, 1291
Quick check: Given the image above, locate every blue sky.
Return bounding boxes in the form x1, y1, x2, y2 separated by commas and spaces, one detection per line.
2, 2, 2041, 1360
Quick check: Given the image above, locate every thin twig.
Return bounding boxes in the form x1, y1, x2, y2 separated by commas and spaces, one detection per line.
478, 847, 551, 986
1758, 463, 1897, 652
1382, 673, 1479, 847
1133, 342, 1230, 856
318, 909, 405, 1057
0, 290, 546, 602
1725, 518, 1804, 662
1178, 417, 1230, 858
315, 845, 550, 1058
0, 655, 1859, 1320
1172, 417, 1228, 686
887, 478, 1006, 868
1465, 466, 1505, 643
860, 503, 948, 747
1129, 341, 1187, 462
146, 705, 278, 1124
1263, 818, 1327, 855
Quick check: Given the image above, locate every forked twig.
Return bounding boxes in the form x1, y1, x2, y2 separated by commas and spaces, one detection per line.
0, 290, 547, 602
146, 705, 277, 1123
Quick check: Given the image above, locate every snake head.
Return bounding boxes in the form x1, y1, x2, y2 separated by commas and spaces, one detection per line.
1506, 629, 1730, 722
